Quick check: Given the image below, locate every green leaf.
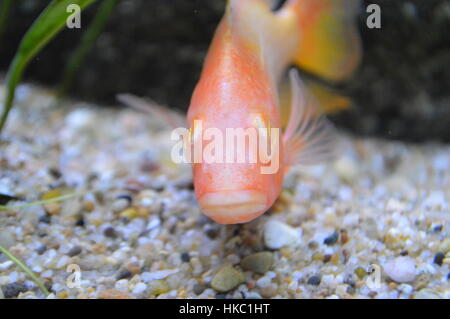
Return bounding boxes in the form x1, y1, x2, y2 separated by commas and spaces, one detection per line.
0, 244, 50, 296
0, 0, 97, 133
0, 191, 82, 212
0, 0, 14, 44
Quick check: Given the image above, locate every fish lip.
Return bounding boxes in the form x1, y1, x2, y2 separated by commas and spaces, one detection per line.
198, 190, 268, 224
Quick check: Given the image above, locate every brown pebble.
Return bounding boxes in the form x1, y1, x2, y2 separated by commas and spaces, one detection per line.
312, 253, 324, 261
330, 253, 340, 265
340, 230, 349, 245
83, 201, 95, 212
389, 282, 398, 290
98, 289, 132, 299
45, 202, 61, 215
104, 227, 118, 238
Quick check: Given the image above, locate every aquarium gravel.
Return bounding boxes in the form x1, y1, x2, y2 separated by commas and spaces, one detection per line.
0, 84, 448, 299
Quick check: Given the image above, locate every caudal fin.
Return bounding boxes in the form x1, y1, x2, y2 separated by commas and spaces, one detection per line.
283, 0, 362, 82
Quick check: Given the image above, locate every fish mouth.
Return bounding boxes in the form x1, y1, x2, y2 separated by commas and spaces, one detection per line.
198, 190, 267, 224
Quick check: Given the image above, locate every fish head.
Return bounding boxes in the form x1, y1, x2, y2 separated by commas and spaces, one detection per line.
186, 112, 284, 224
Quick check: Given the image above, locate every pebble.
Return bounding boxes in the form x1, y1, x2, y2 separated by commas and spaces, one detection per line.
241, 251, 273, 274
193, 284, 205, 295
334, 157, 359, 184
67, 246, 82, 257
75, 218, 85, 227
56, 256, 71, 269
413, 288, 441, 299
132, 282, 147, 295
115, 279, 129, 292
340, 230, 349, 245
383, 256, 416, 283
264, 220, 300, 249
104, 227, 118, 238
307, 275, 321, 286
116, 270, 133, 280
438, 238, 450, 253
36, 245, 47, 255
211, 265, 245, 293
205, 227, 220, 239
44, 202, 61, 215
324, 231, 339, 246
256, 276, 272, 289
0, 229, 15, 248
245, 292, 263, 299
112, 198, 130, 213
2, 282, 28, 298
355, 267, 367, 279
98, 289, 132, 299
141, 269, 179, 282
0, 261, 14, 271
148, 280, 170, 295
120, 208, 139, 219
180, 252, 190, 263
38, 214, 51, 224
422, 191, 446, 210
433, 252, 444, 266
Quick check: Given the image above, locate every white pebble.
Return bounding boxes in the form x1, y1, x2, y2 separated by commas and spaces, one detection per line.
132, 282, 147, 295
264, 220, 300, 249
140, 269, 179, 282
383, 256, 416, 283
398, 283, 414, 296
334, 157, 359, 183
256, 276, 272, 289
386, 198, 407, 212
56, 255, 71, 269
422, 191, 447, 210
115, 279, 130, 292
65, 108, 95, 130
0, 261, 14, 271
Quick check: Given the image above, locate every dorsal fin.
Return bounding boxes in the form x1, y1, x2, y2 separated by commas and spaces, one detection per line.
284, 0, 362, 82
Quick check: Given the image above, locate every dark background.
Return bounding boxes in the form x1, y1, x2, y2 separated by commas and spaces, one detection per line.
0, 0, 449, 142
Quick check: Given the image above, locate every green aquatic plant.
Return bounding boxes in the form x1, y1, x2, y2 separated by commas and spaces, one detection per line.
0, 190, 85, 296
0, 0, 13, 44
59, 0, 118, 98
0, 244, 50, 296
0, 192, 81, 212
0, 0, 97, 134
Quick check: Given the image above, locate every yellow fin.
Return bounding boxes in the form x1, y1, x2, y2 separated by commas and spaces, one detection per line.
279, 70, 352, 130
286, 0, 362, 82
304, 79, 352, 114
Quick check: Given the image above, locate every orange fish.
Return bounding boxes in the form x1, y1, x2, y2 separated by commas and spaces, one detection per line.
187, 0, 361, 224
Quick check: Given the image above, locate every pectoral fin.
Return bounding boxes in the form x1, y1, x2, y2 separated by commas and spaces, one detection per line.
283, 69, 339, 166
